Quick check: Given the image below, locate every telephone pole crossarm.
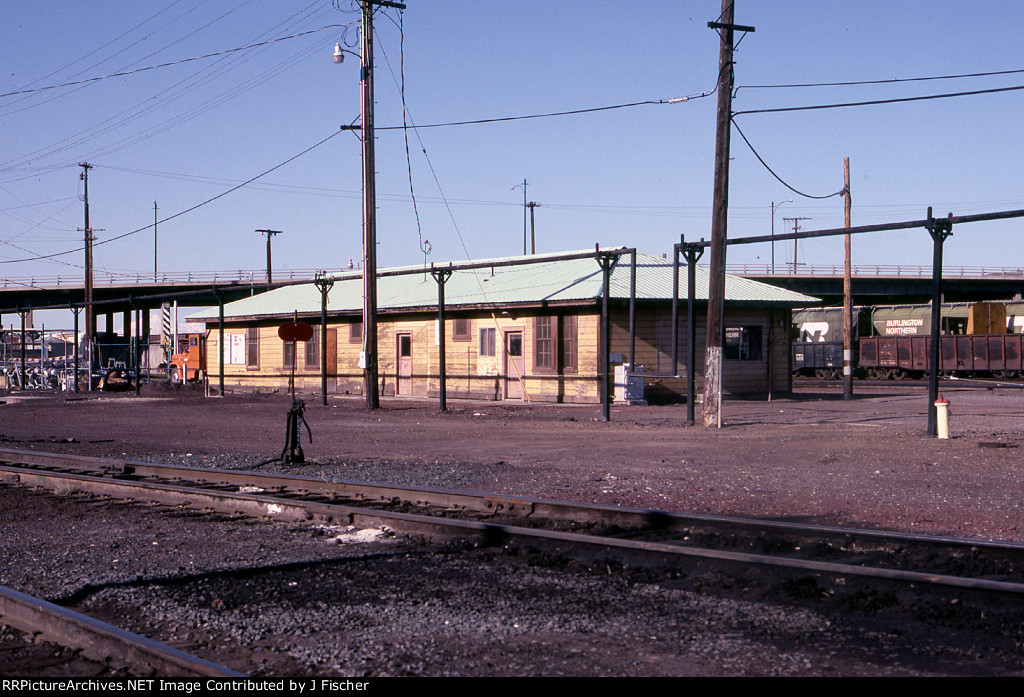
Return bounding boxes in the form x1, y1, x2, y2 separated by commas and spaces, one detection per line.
707, 21, 756, 32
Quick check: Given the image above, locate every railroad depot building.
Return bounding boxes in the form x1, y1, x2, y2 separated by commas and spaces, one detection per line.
191, 249, 816, 403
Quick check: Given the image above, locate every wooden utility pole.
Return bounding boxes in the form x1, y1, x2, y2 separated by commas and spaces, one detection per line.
256, 229, 282, 284
331, 0, 403, 410
527, 201, 540, 254
843, 157, 853, 399
361, 0, 380, 409
784, 217, 812, 271
703, 1, 753, 427
79, 163, 94, 389
153, 201, 158, 282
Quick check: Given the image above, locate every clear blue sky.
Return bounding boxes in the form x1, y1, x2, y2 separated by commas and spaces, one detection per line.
3, 0, 1024, 322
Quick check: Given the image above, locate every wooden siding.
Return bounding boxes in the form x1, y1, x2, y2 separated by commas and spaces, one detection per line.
206, 311, 601, 403
610, 305, 790, 401
206, 304, 789, 402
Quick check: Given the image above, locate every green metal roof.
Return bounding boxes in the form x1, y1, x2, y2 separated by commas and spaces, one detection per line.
190, 249, 817, 322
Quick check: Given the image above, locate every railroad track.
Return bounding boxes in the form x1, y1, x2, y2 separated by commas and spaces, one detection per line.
3, 447, 1024, 597
0, 584, 242, 677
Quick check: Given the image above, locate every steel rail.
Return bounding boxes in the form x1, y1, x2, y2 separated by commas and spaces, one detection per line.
5, 461, 1024, 596
0, 584, 243, 677
4, 447, 1024, 554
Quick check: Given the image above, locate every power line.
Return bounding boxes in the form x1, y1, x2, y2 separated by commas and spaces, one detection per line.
733, 83, 1024, 116
0, 24, 356, 100
371, 96, 709, 131
731, 118, 844, 200
0, 128, 346, 265
739, 67, 1024, 89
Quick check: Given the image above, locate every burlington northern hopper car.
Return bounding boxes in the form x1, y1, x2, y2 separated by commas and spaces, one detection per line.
792, 301, 1024, 379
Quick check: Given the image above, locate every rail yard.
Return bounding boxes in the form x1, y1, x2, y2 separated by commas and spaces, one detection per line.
2, 384, 1024, 676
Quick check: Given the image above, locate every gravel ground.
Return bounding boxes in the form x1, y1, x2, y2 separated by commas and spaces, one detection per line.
2, 382, 1024, 676
3, 486, 1024, 677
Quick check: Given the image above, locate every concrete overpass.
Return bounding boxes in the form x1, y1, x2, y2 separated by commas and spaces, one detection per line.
0, 268, 339, 316
728, 264, 1024, 305
3, 263, 1022, 318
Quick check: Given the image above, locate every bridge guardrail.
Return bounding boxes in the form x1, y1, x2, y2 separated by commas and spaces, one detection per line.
726, 264, 1024, 278
4, 264, 1023, 289
1, 268, 352, 289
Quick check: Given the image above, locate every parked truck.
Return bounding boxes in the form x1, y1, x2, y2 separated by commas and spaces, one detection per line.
168, 334, 205, 383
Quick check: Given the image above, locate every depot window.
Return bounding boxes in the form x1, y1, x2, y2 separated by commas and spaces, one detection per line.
479, 327, 496, 357
453, 318, 471, 341
246, 327, 259, 369
724, 326, 763, 361
534, 315, 578, 372
305, 326, 319, 369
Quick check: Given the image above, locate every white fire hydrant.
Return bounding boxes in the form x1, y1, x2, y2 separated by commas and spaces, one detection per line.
934, 395, 950, 439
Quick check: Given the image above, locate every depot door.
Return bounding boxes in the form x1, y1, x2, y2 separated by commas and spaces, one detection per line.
503, 330, 524, 399
326, 328, 337, 392
397, 332, 413, 395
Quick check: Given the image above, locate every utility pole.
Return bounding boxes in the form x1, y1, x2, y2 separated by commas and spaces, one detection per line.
784, 217, 812, 272
703, 1, 754, 428
361, 1, 387, 410
527, 201, 540, 254
153, 201, 158, 282
843, 157, 853, 400
333, 0, 405, 409
256, 229, 282, 284
79, 163, 94, 389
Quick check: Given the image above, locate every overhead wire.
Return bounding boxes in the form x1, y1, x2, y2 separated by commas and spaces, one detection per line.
732, 83, 1024, 117
377, 10, 430, 261
731, 65, 1024, 198
0, 128, 346, 265
371, 97, 707, 131
739, 67, 1024, 90
1, 14, 350, 177
0, 0, 199, 114
0, 24, 355, 100
730, 118, 844, 200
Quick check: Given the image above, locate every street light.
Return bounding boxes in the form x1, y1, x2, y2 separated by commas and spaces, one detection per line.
512, 179, 527, 255
770, 199, 792, 274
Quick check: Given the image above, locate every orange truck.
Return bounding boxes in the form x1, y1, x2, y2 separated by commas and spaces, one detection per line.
168, 334, 205, 382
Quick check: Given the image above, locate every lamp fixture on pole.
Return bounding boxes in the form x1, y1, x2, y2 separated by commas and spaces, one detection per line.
512, 179, 528, 255
770, 199, 792, 274
334, 1, 405, 408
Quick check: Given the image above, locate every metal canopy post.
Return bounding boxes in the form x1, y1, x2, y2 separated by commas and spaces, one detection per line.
137, 306, 143, 395
314, 273, 335, 407
431, 265, 453, 411
926, 208, 953, 437
596, 249, 618, 423
671, 235, 682, 377
215, 290, 225, 398
19, 310, 28, 389
629, 249, 636, 371
71, 306, 81, 392
128, 300, 140, 396
682, 238, 705, 425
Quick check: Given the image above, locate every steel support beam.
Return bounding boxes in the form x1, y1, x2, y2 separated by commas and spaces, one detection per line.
431, 265, 452, 411
926, 208, 953, 437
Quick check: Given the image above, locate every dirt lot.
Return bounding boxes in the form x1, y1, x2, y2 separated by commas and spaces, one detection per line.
2, 381, 1023, 541
3, 382, 1024, 677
